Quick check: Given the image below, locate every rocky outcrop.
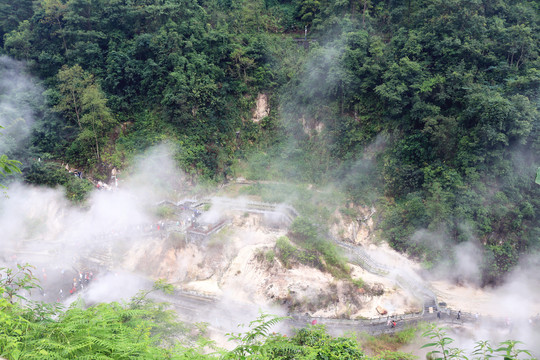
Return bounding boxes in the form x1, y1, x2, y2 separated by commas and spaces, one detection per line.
299, 115, 324, 138
120, 206, 419, 319
252, 93, 269, 123
330, 205, 376, 245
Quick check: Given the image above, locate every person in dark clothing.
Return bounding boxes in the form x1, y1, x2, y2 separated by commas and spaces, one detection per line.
457, 310, 461, 320
437, 311, 441, 319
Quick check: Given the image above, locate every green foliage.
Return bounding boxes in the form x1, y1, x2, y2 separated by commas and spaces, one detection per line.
372, 350, 417, 360
422, 325, 473, 360
240, 182, 351, 274
290, 216, 319, 243
0, 269, 213, 360
2, 0, 297, 180
265, 249, 275, 263
0, 0, 537, 282
276, 236, 297, 268
0, 0, 33, 48
238, 182, 345, 233
289, 325, 365, 359
225, 313, 291, 359
481, 243, 519, 285
392, 327, 417, 345
0, 153, 21, 188
287, 217, 348, 274
357, 326, 418, 355
0, 263, 535, 360
155, 205, 177, 219
55, 64, 117, 168
0, 128, 22, 181
421, 325, 534, 360
352, 278, 365, 289
271, 0, 539, 281
24, 161, 93, 203
226, 316, 365, 360
0, 263, 40, 304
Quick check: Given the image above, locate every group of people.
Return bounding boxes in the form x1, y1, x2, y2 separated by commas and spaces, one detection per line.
436, 309, 471, 321
528, 314, 540, 326
66, 271, 94, 297
95, 181, 113, 191
156, 221, 167, 231
434, 309, 540, 330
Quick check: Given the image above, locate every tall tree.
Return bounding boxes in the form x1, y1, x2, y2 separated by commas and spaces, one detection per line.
0, 0, 33, 48
56, 64, 116, 166
56, 64, 91, 130
79, 83, 115, 163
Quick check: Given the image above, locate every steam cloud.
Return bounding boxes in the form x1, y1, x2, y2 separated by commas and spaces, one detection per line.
0, 56, 41, 156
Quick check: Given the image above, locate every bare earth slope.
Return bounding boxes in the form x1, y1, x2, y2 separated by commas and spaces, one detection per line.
123, 212, 417, 319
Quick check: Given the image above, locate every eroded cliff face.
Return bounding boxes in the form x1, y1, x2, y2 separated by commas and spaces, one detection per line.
299, 115, 325, 138
122, 212, 417, 319
329, 205, 377, 245
252, 94, 270, 123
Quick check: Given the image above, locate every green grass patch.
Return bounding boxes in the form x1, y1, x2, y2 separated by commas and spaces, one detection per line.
356, 326, 419, 355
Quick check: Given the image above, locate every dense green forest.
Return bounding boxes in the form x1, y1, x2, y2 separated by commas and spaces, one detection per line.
0, 0, 539, 284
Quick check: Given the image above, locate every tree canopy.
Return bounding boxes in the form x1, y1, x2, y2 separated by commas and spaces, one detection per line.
1, 0, 538, 283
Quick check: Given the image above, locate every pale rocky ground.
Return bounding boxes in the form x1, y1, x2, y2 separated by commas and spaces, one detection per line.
329, 205, 540, 318
123, 210, 419, 319
431, 280, 496, 315
252, 93, 269, 123
122, 203, 539, 320
431, 280, 540, 317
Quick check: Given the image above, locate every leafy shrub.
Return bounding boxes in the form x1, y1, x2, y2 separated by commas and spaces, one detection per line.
352, 278, 365, 289
265, 249, 275, 263
155, 205, 176, 219
276, 236, 296, 268
24, 162, 93, 203
289, 217, 347, 271
421, 325, 534, 360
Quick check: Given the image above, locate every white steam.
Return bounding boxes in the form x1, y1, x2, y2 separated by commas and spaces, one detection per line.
0, 56, 41, 154
0, 144, 186, 271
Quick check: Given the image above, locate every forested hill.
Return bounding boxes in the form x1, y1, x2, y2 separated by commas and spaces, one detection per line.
1, 0, 539, 283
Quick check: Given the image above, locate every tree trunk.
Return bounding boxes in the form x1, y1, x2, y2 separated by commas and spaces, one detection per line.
71, 89, 82, 129
362, 0, 368, 27
54, 16, 68, 55
91, 114, 100, 163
